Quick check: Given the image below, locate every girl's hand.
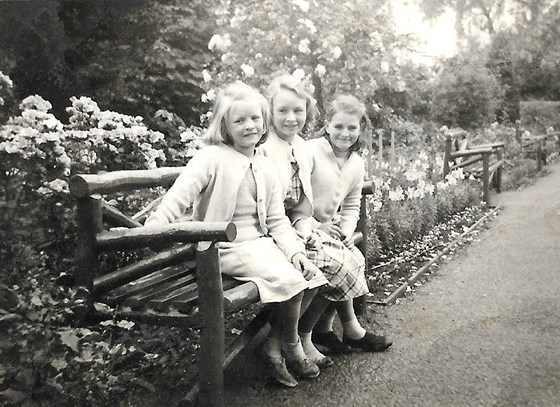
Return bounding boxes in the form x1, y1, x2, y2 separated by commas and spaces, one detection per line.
318, 221, 342, 240
291, 253, 321, 281
342, 234, 355, 249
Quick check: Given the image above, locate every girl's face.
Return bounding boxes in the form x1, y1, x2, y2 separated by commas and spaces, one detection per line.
271, 88, 307, 141
326, 111, 361, 152
226, 100, 265, 157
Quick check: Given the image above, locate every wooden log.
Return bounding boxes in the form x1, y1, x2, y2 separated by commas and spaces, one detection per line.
69, 167, 185, 198
471, 142, 505, 150
449, 155, 483, 171
537, 143, 543, 171
173, 279, 240, 312
101, 262, 195, 305
450, 147, 492, 159
101, 200, 142, 228
482, 152, 490, 205
124, 273, 197, 309
223, 308, 272, 369
93, 244, 196, 293
196, 241, 224, 407
96, 222, 237, 251
495, 149, 503, 193
75, 195, 103, 290
443, 135, 452, 176
223, 282, 260, 314
94, 307, 199, 328
354, 195, 368, 316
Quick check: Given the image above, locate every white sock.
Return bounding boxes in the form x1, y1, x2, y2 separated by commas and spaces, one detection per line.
300, 331, 326, 362
282, 337, 307, 361
342, 317, 366, 340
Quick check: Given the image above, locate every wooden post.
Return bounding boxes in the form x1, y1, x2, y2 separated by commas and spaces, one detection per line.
75, 195, 102, 290
542, 138, 547, 166
482, 152, 490, 205
354, 194, 368, 316
443, 135, 452, 177
496, 149, 503, 193
536, 141, 543, 172
196, 241, 224, 407
390, 131, 395, 162
378, 131, 383, 176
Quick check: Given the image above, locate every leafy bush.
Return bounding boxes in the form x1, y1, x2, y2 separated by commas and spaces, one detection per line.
431, 60, 502, 129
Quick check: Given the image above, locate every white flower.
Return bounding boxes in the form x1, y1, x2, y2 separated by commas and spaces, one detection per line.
241, 64, 255, 77
380, 61, 390, 73
208, 34, 231, 53
291, 0, 309, 12
202, 70, 212, 83
201, 89, 216, 103
331, 46, 342, 60
369, 32, 385, 51
298, 39, 311, 54
394, 80, 406, 92
388, 186, 405, 201
298, 18, 317, 34
314, 64, 326, 78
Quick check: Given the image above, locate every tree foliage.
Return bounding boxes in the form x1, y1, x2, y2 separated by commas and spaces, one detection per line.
0, 0, 216, 125
200, 0, 413, 119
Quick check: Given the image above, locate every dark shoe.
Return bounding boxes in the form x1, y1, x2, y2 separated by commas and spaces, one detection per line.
342, 332, 393, 352
285, 357, 320, 379
312, 331, 353, 354
264, 354, 298, 388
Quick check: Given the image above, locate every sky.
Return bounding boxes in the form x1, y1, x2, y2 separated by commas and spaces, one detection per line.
391, 0, 458, 64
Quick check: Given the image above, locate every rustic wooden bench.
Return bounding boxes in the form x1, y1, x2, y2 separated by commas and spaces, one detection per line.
68, 167, 373, 407
521, 134, 547, 172
443, 134, 504, 205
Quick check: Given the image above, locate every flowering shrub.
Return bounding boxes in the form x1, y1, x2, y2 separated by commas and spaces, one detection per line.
366, 150, 481, 259
0, 92, 205, 276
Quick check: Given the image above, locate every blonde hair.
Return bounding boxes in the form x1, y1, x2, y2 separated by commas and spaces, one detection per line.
204, 81, 270, 147
266, 74, 317, 134
319, 94, 371, 152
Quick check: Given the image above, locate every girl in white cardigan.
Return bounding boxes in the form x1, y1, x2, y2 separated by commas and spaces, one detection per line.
306, 94, 392, 354
145, 82, 327, 388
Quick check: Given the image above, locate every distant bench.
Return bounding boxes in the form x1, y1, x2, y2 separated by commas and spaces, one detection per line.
443, 135, 504, 205
68, 167, 373, 407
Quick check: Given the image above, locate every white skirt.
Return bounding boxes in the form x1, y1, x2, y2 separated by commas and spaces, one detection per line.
219, 237, 327, 303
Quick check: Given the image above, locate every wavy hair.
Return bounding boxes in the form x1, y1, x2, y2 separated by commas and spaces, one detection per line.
204, 81, 270, 147
266, 74, 317, 134
317, 94, 371, 153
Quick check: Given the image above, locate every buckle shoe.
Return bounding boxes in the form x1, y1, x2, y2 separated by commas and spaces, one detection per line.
342, 332, 393, 352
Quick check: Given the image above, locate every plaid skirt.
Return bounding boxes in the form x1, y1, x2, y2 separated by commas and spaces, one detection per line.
305, 229, 369, 302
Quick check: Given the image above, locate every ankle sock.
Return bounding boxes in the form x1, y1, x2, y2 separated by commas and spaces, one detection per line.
299, 331, 326, 362
342, 317, 366, 340
282, 337, 307, 361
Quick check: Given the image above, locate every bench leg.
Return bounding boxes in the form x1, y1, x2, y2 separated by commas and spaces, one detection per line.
196, 242, 224, 407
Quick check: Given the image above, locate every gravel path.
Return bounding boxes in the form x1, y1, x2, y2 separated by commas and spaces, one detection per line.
224, 161, 560, 407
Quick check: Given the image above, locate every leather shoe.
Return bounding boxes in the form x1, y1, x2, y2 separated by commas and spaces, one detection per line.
312, 331, 352, 354
342, 332, 393, 352
264, 354, 298, 388
314, 355, 334, 369
285, 357, 320, 379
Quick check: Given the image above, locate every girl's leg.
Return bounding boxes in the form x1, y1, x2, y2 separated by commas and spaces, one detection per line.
300, 287, 319, 315
314, 303, 337, 334
276, 292, 321, 378
298, 295, 334, 367
335, 300, 393, 352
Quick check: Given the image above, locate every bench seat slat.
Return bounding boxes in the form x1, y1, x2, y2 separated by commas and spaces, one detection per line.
101, 261, 196, 305
94, 244, 196, 294
123, 274, 197, 309
171, 279, 241, 312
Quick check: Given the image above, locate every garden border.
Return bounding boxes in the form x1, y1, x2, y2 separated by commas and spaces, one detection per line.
370, 205, 502, 306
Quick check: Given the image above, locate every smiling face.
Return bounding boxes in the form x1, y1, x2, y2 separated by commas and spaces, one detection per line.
326, 111, 361, 153
271, 88, 307, 142
225, 100, 265, 157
